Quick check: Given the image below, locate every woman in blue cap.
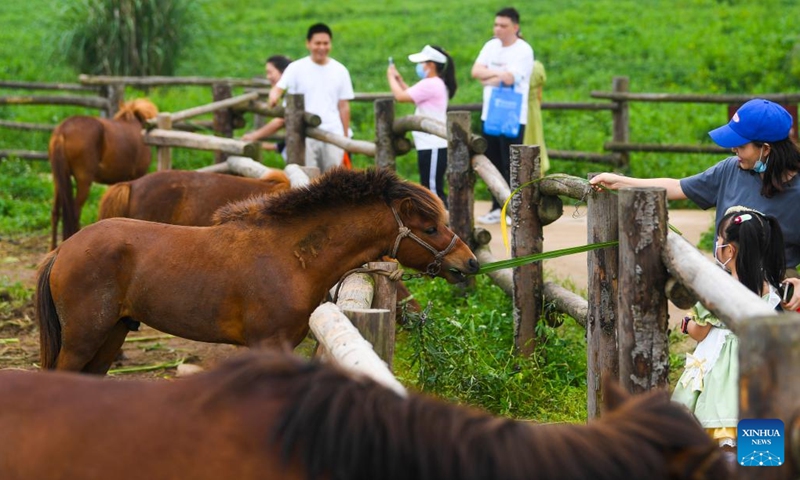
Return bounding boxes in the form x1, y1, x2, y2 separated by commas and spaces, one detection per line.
590, 99, 800, 308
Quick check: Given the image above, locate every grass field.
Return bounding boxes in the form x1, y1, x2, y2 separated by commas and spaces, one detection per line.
2, 0, 799, 421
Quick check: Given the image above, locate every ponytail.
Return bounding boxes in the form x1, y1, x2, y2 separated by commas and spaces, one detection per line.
430, 45, 457, 99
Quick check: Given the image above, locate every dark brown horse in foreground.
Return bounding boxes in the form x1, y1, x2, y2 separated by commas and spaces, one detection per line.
0, 349, 729, 480
48, 98, 159, 249
37, 168, 478, 374
98, 169, 291, 225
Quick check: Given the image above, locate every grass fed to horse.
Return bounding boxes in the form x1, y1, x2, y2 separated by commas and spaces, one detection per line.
36, 168, 479, 374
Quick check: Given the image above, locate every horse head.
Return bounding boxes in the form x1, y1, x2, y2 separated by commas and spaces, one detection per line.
113, 98, 159, 125
389, 195, 479, 284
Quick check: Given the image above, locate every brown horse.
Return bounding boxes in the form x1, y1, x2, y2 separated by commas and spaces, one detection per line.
37, 168, 478, 374
48, 98, 159, 249
0, 349, 730, 480
98, 169, 291, 226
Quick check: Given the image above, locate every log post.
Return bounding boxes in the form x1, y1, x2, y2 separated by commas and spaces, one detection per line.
510, 145, 542, 356
100, 83, 125, 118
446, 111, 476, 243
212, 83, 233, 164
344, 309, 394, 369
367, 261, 397, 369
586, 172, 619, 419
284, 94, 306, 166
309, 303, 406, 397
611, 77, 630, 169
617, 187, 669, 393
375, 98, 396, 170
155, 113, 173, 171
737, 313, 800, 479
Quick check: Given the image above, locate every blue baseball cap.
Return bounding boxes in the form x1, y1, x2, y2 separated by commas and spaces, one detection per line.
708, 99, 793, 148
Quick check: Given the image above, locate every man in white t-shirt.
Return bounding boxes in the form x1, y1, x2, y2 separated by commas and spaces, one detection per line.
268, 23, 355, 172
471, 7, 534, 224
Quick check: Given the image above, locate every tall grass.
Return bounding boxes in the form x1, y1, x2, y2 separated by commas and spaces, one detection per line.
53, 0, 201, 76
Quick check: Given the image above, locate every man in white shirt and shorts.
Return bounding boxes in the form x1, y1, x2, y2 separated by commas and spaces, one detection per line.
268, 23, 355, 172
472, 7, 534, 224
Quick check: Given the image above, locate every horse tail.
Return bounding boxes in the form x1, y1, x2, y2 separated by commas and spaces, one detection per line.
261, 168, 291, 192
98, 182, 131, 220
36, 251, 61, 370
48, 131, 79, 245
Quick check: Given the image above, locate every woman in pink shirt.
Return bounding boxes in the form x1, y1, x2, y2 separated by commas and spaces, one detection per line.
387, 45, 457, 205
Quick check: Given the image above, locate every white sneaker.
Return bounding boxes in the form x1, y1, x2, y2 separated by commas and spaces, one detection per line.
478, 209, 502, 225
505, 216, 512, 226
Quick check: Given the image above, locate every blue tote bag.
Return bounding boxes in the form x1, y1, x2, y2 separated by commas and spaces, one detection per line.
483, 84, 523, 138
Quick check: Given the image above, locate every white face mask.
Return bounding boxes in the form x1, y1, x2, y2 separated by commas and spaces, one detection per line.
714, 242, 732, 270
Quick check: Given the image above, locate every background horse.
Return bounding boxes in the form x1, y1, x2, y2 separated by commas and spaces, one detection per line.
0, 349, 730, 480
48, 98, 159, 249
37, 168, 478, 374
98, 169, 291, 226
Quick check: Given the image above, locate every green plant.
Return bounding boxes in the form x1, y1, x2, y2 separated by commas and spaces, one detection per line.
53, 0, 201, 76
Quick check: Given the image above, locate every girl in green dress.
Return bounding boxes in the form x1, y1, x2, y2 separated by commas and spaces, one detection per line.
672, 207, 785, 450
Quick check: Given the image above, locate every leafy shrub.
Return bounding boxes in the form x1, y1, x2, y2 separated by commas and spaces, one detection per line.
54, 0, 200, 76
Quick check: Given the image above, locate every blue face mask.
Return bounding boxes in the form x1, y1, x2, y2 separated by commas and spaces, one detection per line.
753, 145, 768, 173
415, 63, 427, 79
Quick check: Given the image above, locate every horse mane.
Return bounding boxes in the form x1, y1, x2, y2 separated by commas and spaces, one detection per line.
113, 98, 159, 124
198, 350, 728, 480
213, 168, 444, 226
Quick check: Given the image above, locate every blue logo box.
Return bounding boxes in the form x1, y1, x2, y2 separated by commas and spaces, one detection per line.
737, 418, 784, 467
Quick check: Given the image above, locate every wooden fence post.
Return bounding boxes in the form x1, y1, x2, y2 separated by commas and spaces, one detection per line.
446, 111, 476, 289
374, 98, 396, 170
510, 145, 542, 356
617, 187, 669, 393
285, 94, 306, 166
737, 313, 800, 479
212, 83, 233, 164
100, 83, 125, 118
586, 172, 619, 419
367, 260, 398, 370
611, 76, 630, 169
156, 113, 173, 171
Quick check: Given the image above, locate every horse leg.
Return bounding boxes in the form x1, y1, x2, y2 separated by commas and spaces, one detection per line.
81, 321, 131, 374
66, 175, 93, 239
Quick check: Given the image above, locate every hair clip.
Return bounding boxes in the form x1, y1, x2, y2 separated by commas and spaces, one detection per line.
733, 214, 753, 225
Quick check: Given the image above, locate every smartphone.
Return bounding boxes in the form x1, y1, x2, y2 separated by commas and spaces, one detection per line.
388, 56, 394, 66
780, 282, 794, 303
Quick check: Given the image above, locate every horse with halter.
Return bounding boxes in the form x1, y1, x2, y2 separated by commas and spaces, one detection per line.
98, 169, 291, 226
36, 168, 478, 374
0, 349, 730, 480
48, 98, 159, 249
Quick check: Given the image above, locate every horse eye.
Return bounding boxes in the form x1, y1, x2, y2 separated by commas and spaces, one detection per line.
424, 227, 437, 235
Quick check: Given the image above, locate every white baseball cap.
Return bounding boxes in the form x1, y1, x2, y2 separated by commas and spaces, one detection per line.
407, 45, 447, 64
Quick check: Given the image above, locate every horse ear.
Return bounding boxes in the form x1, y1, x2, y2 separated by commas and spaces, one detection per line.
602, 378, 630, 413
398, 198, 415, 218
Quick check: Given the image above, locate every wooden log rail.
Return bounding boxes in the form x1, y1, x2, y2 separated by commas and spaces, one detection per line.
157, 91, 260, 124
0, 119, 54, 131
0, 95, 109, 110
79, 74, 270, 88
393, 115, 487, 154
305, 127, 377, 157
590, 91, 800, 104
236, 100, 322, 128
0, 80, 98, 92
142, 129, 262, 160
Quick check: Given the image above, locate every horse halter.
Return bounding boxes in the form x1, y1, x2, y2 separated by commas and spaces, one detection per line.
389, 206, 458, 277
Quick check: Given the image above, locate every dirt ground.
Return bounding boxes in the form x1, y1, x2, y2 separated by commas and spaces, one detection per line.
0, 202, 713, 378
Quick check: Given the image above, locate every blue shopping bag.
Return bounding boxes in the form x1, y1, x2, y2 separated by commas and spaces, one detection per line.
483, 84, 522, 138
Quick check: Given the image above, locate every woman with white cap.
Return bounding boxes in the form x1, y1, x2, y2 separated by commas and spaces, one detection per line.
590, 99, 800, 308
387, 45, 457, 205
